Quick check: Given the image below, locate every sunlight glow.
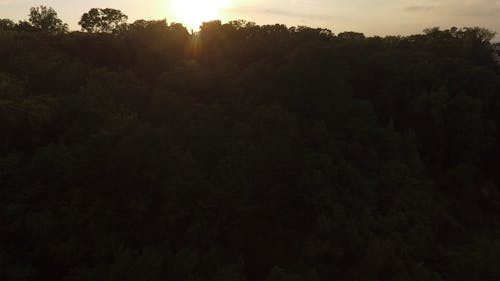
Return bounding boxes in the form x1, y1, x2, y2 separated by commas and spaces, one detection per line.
169, 0, 231, 30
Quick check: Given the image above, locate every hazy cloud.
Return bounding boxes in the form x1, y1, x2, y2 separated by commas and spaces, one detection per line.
404, 5, 434, 12
227, 6, 332, 21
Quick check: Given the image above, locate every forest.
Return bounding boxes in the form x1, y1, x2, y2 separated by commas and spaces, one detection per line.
1, 5, 500, 281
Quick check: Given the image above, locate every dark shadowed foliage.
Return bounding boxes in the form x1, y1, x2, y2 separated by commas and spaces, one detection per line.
1, 7, 500, 281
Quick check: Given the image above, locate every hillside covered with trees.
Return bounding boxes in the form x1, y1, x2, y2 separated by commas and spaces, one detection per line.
1, 6, 500, 281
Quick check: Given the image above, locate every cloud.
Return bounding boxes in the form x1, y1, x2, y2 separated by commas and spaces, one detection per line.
404, 5, 434, 12
226, 6, 332, 21
418, 0, 500, 17
257, 8, 331, 20
453, 2, 500, 17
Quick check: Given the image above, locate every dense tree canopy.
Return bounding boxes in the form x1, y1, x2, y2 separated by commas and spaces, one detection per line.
1, 6, 500, 281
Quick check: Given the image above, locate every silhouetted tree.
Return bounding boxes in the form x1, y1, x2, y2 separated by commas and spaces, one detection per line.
13, 20, 38, 32
0, 19, 15, 31
28, 6, 67, 34
79, 8, 128, 33
338, 31, 365, 40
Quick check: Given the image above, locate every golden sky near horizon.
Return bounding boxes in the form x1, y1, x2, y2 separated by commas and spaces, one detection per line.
1, 0, 499, 37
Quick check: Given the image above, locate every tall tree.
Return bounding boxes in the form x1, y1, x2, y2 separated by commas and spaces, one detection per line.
28, 6, 68, 34
79, 8, 128, 33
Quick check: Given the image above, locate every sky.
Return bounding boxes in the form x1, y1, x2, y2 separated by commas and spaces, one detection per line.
1, 0, 500, 37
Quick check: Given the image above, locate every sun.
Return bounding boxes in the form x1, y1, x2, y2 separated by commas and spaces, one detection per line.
170, 0, 230, 30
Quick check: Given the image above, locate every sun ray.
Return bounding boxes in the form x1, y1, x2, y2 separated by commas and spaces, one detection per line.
169, 0, 230, 30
